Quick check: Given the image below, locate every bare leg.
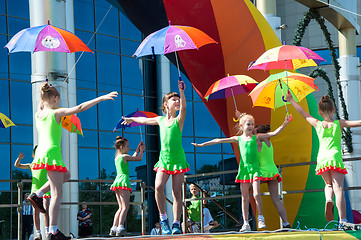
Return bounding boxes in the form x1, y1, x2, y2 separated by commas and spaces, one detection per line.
43, 198, 50, 227
155, 171, 170, 214
252, 180, 263, 215
331, 170, 346, 219
321, 171, 334, 200
39, 171, 70, 194
240, 183, 250, 222
172, 173, 184, 221
268, 180, 288, 223
47, 171, 65, 226
33, 207, 41, 231
118, 190, 130, 225
112, 191, 123, 227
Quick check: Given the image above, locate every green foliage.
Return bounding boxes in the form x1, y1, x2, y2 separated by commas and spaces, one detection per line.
293, 8, 353, 152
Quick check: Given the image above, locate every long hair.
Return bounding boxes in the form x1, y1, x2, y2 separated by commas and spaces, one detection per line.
235, 113, 255, 136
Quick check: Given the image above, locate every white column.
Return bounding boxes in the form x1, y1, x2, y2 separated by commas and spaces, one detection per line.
256, 0, 282, 41
339, 27, 361, 211
65, 0, 79, 236
29, 0, 72, 235
156, 55, 173, 222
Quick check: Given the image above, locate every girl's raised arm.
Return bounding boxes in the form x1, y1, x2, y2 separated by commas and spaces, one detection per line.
124, 142, 146, 162
286, 92, 318, 128
14, 153, 31, 170
339, 119, 361, 128
54, 91, 118, 122
122, 116, 160, 126
177, 80, 186, 129
192, 136, 238, 147
258, 114, 291, 140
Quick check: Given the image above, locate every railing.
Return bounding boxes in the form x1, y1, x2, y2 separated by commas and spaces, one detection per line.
0, 179, 146, 240
182, 157, 361, 233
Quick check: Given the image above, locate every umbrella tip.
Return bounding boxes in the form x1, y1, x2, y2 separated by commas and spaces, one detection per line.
47, 20, 50, 25
168, 20, 171, 25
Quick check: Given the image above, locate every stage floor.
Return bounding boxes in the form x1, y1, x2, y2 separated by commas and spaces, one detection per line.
80, 229, 361, 240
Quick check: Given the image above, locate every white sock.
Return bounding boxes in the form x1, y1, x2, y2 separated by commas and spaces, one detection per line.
258, 215, 264, 220
49, 225, 57, 234
36, 230, 41, 234
282, 222, 290, 226
35, 190, 44, 198
111, 226, 117, 231
117, 225, 125, 231
244, 221, 249, 225
45, 227, 49, 234
340, 218, 348, 223
160, 213, 168, 221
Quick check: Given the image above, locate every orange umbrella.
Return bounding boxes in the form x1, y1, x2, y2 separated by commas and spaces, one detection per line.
61, 114, 83, 136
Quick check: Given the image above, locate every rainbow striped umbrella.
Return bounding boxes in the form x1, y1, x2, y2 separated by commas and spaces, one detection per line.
204, 75, 258, 111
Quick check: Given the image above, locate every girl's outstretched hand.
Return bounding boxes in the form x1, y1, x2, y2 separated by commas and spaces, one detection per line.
121, 116, 133, 125
191, 143, 201, 147
285, 114, 292, 123
101, 91, 118, 101
179, 80, 185, 91
18, 152, 24, 160
138, 141, 146, 152
285, 91, 293, 102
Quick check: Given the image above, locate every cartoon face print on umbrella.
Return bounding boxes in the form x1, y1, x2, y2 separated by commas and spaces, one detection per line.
174, 34, 186, 48
41, 36, 61, 49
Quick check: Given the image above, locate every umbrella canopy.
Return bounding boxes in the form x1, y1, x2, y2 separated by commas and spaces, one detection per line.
133, 24, 217, 58
113, 109, 158, 131
249, 71, 319, 109
5, 22, 92, 53
248, 45, 325, 71
205, 75, 258, 101
61, 114, 83, 136
0, 113, 15, 128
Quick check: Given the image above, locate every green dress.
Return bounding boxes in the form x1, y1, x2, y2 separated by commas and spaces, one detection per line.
110, 154, 131, 192
235, 135, 262, 183
32, 110, 67, 172
257, 141, 282, 182
315, 120, 347, 175
153, 116, 189, 174
31, 163, 51, 198
188, 196, 201, 222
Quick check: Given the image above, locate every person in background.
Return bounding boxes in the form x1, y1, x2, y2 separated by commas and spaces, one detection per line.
23, 193, 34, 240
150, 222, 162, 235
77, 204, 92, 238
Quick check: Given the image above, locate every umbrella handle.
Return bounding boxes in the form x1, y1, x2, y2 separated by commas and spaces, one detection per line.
179, 77, 185, 91
282, 96, 287, 102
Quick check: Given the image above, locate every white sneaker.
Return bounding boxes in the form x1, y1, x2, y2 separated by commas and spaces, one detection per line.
109, 229, 116, 236
239, 223, 251, 232
34, 232, 42, 240
258, 218, 266, 229
116, 228, 125, 236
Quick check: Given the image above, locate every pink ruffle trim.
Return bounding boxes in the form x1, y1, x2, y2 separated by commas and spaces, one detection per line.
235, 176, 262, 183
43, 195, 51, 199
32, 163, 68, 173
316, 166, 348, 175
153, 167, 190, 175
260, 174, 282, 183
110, 186, 132, 192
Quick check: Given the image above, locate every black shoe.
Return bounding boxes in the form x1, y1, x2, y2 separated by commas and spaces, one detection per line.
28, 193, 46, 213
50, 230, 71, 240
283, 224, 291, 229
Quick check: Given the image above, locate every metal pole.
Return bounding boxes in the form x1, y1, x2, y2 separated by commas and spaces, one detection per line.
141, 182, 146, 235
17, 182, 23, 240
182, 179, 187, 233
200, 193, 204, 233
278, 166, 284, 228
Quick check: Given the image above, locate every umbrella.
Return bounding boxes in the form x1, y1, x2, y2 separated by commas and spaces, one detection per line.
204, 74, 258, 111
61, 114, 83, 136
113, 109, 158, 141
249, 71, 319, 110
0, 113, 16, 128
5, 21, 92, 53
248, 45, 325, 71
133, 22, 217, 81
